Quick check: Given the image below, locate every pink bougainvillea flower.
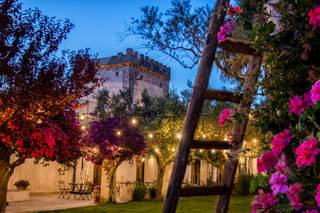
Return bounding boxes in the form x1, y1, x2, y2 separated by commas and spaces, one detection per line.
217, 20, 235, 43
217, 108, 233, 128
275, 154, 290, 175
295, 137, 320, 168
311, 80, 320, 104
287, 183, 303, 210
308, 6, 320, 28
257, 151, 277, 173
289, 95, 305, 116
271, 129, 292, 156
303, 91, 314, 109
251, 192, 277, 210
270, 172, 288, 195
316, 184, 320, 207
228, 5, 242, 16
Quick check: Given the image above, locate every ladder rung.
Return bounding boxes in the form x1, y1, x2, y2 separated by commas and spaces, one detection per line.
205, 89, 242, 103
190, 140, 232, 150
180, 185, 228, 197
219, 37, 259, 55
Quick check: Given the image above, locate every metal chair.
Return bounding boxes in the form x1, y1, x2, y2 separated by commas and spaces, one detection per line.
58, 180, 70, 199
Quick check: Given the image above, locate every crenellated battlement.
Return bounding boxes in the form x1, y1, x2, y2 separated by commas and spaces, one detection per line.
99, 48, 171, 79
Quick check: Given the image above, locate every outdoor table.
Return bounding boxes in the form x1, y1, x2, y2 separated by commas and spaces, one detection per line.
68, 183, 92, 200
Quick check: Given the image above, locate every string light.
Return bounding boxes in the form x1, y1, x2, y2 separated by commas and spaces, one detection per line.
176, 133, 182, 139
37, 119, 42, 124
253, 138, 258, 145
202, 134, 207, 139
199, 149, 203, 153
116, 130, 122, 136
142, 157, 145, 162
81, 126, 86, 130
211, 150, 215, 154
155, 148, 160, 153
148, 133, 154, 139
171, 147, 175, 152
131, 118, 137, 125
80, 114, 85, 120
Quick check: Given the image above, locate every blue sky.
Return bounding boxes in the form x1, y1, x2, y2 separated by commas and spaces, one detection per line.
20, 0, 230, 91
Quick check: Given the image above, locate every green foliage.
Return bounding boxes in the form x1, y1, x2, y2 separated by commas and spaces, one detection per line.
249, 174, 269, 194
148, 185, 157, 199
233, 174, 253, 196
94, 89, 133, 119
132, 184, 146, 201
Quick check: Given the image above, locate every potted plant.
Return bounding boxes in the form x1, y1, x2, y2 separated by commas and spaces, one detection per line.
14, 180, 30, 191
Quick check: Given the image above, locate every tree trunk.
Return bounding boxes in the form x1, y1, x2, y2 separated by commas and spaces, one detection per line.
0, 152, 12, 213
107, 161, 121, 203
156, 167, 164, 199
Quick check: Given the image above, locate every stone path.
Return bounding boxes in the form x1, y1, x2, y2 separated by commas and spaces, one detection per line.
6, 194, 97, 213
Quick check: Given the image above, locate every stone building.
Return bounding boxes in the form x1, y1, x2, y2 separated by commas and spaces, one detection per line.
7, 48, 258, 203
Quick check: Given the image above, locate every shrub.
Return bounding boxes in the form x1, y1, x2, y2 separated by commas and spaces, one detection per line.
132, 184, 146, 201
148, 185, 157, 199
233, 174, 253, 196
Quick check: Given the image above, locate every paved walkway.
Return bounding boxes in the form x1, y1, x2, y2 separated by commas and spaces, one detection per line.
6, 194, 97, 213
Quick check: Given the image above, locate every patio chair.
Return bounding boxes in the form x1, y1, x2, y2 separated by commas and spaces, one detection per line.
58, 180, 70, 199
78, 182, 93, 200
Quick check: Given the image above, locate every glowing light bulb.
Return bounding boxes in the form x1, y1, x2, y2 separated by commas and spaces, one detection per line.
81, 126, 86, 130
131, 118, 137, 125
202, 134, 207, 139
171, 148, 175, 152
176, 133, 182, 139
80, 115, 85, 120
148, 133, 154, 139
199, 149, 203, 153
253, 138, 258, 144
116, 130, 121, 136
211, 150, 215, 154
142, 157, 145, 162
155, 148, 160, 153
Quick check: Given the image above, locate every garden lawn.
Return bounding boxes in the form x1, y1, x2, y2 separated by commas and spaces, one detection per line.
40, 196, 253, 213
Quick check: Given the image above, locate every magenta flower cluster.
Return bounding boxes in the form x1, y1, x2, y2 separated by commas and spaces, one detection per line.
253, 79, 320, 211
295, 137, 320, 168
217, 108, 233, 128
251, 193, 277, 211
217, 20, 235, 43
289, 80, 320, 115
269, 171, 288, 195
257, 151, 277, 173
308, 5, 320, 28
287, 183, 303, 210
271, 129, 292, 156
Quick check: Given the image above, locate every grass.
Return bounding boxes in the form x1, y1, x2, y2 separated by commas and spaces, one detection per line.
40, 196, 253, 213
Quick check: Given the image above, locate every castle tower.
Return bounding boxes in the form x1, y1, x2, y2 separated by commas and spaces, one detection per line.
80, 48, 170, 113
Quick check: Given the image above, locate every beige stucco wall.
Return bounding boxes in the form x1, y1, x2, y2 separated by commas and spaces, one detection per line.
8, 158, 94, 194
8, 159, 73, 194
144, 156, 158, 183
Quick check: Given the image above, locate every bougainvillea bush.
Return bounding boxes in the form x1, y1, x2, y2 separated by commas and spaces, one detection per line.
82, 118, 145, 202
252, 80, 320, 212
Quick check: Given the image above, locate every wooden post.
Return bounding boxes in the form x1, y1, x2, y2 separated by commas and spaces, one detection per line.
162, 0, 230, 212
215, 55, 262, 213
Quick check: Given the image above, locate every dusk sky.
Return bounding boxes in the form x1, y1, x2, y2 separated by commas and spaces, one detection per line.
20, 0, 231, 91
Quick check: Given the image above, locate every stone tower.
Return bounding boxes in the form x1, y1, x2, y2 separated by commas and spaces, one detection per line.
80, 48, 171, 113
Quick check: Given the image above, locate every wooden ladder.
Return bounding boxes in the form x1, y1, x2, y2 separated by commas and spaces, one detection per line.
162, 0, 262, 212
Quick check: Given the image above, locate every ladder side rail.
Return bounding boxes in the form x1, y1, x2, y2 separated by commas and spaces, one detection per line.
215, 55, 263, 213
162, 0, 230, 212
